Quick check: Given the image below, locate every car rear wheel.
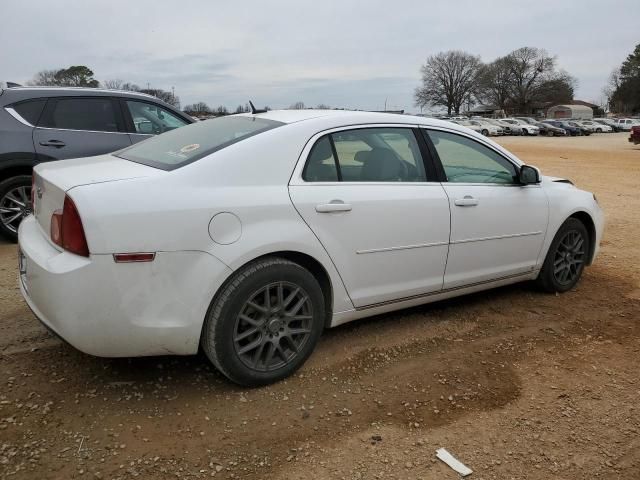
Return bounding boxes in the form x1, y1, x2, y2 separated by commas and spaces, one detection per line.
596, 128, 602, 133
522, 129, 529, 136
536, 218, 590, 293
546, 130, 554, 137
0, 175, 32, 242
201, 257, 325, 386
481, 129, 489, 136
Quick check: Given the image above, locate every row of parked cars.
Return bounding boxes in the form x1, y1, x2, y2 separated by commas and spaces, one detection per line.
447, 116, 632, 137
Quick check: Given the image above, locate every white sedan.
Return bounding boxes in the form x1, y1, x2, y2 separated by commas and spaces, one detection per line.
18, 110, 604, 386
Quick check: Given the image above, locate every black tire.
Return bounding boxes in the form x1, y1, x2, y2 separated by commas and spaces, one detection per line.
523, 129, 529, 136
546, 130, 554, 137
481, 129, 489, 136
201, 257, 325, 386
0, 175, 32, 242
596, 128, 602, 133
536, 218, 590, 293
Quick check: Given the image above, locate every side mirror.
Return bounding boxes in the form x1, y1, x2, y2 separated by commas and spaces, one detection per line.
519, 165, 541, 185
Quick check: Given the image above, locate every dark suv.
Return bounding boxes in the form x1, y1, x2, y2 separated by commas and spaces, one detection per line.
0, 85, 194, 240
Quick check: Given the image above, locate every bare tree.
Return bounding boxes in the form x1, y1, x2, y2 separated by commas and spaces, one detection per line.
414, 51, 482, 115
215, 105, 229, 115
316, 104, 331, 109
27, 69, 58, 86
184, 102, 211, 114
506, 47, 556, 113
289, 101, 306, 110
139, 88, 180, 108
103, 79, 124, 90
476, 57, 513, 109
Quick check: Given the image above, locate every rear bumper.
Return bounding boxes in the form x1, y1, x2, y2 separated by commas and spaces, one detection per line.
18, 215, 232, 357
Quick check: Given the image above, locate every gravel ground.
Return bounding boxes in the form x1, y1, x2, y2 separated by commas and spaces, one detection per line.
0, 132, 638, 479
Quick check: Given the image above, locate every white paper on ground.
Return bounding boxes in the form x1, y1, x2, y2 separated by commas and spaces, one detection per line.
436, 448, 473, 477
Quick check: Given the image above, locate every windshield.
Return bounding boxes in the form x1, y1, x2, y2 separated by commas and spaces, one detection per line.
116, 116, 284, 170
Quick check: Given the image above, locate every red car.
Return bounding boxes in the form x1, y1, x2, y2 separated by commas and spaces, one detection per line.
630, 125, 640, 145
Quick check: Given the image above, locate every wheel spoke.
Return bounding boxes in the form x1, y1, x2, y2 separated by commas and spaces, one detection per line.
238, 337, 262, 356
5, 193, 25, 208
277, 282, 285, 309
275, 341, 289, 361
238, 313, 262, 327
263, 341, 276, 366
0, 207, 21, 214
251, 341, 267, 368
234, 327, 259, 342
287, 295, 308, 316
247, 301, 267, 314
283, 287, 300, 308
5, 212, 23, 224
288, 327, 312, 336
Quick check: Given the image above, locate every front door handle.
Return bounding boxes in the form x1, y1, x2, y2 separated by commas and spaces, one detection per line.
39, 140, 66, 148
316, 201, 352, 213
454, 196, 479, 207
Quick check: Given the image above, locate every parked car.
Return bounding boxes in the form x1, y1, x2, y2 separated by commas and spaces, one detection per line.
630, 125, 640, 145
484, 118, 523, 135
0, 85, 194, 240
577, 120, 612, 133
615, 118, 640, 131
18, 110, 604, 386
468, 119, 504, 136
543, 120, 581, 136
503, 119, 540, 136
515, 117, 538, 125
566, 121, 592, 136
451, 120, 483, 133
533, 121, 567, 137
593, 118, 622, 132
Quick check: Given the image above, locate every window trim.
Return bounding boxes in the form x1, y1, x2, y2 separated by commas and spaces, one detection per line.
421, 127, 528, 187
119, 98, 192, 135
5, 98, 48, 127
293, 124, 440, 185
38, 96, 125, 133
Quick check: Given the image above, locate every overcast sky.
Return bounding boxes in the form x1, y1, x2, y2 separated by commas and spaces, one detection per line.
2, 0, 638, 112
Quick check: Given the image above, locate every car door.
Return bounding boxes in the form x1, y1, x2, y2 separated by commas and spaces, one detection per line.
289, 126, 450, 308
121, 99, 191, 145
33, 96, 131, 161
423, 128, 548, 289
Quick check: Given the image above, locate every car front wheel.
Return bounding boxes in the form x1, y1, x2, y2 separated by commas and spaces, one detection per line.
0, 175, 32, 242
201, 257, 325, 386
536, 218, 590, 293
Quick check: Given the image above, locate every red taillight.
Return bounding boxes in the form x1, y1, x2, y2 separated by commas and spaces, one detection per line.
113, 253, 155, 263
50, 195, 89, 257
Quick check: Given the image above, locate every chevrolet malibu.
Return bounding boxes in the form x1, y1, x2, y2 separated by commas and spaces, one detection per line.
18, 110, 604, 386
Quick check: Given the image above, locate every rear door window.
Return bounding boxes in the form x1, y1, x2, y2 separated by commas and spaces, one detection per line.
41, 97, 119, 132
10, 99, 47, 126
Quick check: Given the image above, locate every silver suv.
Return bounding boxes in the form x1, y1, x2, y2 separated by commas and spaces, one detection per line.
0, 84, 193, 240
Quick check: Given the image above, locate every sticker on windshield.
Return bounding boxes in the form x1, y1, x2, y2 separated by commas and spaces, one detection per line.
180, 143, 201, 154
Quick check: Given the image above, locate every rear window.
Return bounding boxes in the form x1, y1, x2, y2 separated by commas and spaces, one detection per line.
115, 116, 283, 170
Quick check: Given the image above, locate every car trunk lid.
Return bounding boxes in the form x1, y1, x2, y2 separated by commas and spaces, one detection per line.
33, 154, 163, 237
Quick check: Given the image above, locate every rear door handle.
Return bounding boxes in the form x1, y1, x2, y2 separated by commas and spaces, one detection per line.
39, 140, 66, 148
454, 196, 479, 207
316, 201, 352, 213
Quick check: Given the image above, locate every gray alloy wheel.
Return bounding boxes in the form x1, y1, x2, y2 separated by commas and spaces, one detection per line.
552, 230, 586, 287
201, 257, 325, 386
547, 130, 554, 137
536, 218, 590, 293
0, 175, 32, 242
233, 281, 313, 372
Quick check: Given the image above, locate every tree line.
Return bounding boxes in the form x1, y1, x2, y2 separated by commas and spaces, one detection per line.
415, 47, 576, 115
28, 66, 181, 108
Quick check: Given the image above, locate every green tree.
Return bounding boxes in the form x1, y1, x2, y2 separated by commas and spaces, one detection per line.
29, 65, 100, 87
609, 44, 640, 114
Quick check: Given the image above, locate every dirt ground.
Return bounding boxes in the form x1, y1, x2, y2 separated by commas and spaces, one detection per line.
1, 132, 639, 480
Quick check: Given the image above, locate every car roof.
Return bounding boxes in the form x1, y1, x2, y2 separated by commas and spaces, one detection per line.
237, 109, 471, 132
0, 86, 161, 105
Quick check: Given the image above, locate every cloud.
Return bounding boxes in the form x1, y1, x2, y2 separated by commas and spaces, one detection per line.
2, 0, 637, 110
